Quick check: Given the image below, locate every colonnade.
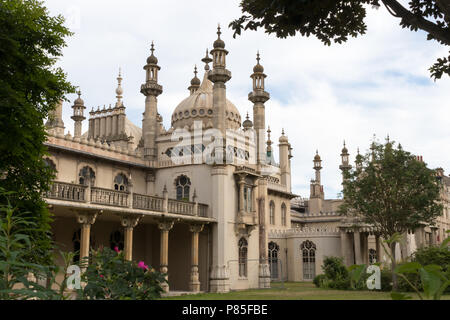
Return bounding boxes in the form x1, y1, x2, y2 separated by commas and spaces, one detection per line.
76, 211, 205, 292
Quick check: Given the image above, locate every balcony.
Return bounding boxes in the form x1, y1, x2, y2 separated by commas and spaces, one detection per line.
45, 181, 209, 218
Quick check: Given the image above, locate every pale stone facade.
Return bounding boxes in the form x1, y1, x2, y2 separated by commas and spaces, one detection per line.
44, 28, 296, 293
269, 145, 450, 282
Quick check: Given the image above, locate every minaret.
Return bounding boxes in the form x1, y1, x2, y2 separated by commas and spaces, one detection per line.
249, 52, 270, 165
309, 150, 324, 214
46, 100, 65, 135
208, 25, 231, 135
339, 141, 351, 180
355, 147, 363, 170
266, 126, 275, 165
71, 90, 86, 138
188, 65, 200, 95
279, 129, 291, 191
141, 42, 163, 160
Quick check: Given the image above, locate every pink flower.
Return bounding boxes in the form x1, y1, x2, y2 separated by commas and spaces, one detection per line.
138, 261, 149, 270
100, 274, 104, 279
114, 246, 120, 253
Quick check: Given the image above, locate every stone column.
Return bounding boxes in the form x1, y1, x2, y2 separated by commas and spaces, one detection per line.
363, 233, 369, 265
121, 215, 142, 261
158, 220, 174, 292
77, 212, 98, 266
257, 178, 270, 288
354, 230, 362, 265
238, 174, 245, 217
189, 224, 204, 292
340, 229, 350, 266
431, 228, 438, 246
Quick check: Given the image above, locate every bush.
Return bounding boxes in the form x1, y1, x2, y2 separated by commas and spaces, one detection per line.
77, 247, 166, 300
322, 256, 349, 280
313, 274, 327, 288
380, 269, 393, 292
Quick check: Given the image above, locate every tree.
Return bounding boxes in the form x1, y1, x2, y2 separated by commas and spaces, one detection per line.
230, 0, 450, 80
339, 139, 442, 289
0, 0, 74, 265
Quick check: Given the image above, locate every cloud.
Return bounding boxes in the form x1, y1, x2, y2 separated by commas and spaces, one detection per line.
44, 0, 450, 199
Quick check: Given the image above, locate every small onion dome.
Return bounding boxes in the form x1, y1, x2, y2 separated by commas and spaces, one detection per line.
213, 25, 225, 49
341, 141, 348, 154
242, 112, 253, 129
74, 90, 84, 105
147, 42, 158, 64
279, 129, 288, 143
253, 52, 264, 73
314, 151, 321, 161
190, 66, 200, 86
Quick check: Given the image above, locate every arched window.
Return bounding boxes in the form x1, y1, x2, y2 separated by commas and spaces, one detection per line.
369, 249, 377, 264
175, 175, 191, 201
43, 158, 56, 172
269, 201, 275, 225
238, 237, 248, 277
281, 203, 287, 226
110, 230, 124, 251
301, 240, 316, 280
79, 166, 95, 186
268, 242, 280, 279
114, 173, 129, 191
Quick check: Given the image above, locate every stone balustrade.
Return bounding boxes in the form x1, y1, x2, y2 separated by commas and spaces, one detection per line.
46, 181, 209, 218
46, 181, 87, 202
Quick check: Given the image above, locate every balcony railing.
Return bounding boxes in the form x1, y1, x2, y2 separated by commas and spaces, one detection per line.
45, 181, 209, 218
90, 187, 129, 207
46, 182, 86, 202
133, 193, 163, 212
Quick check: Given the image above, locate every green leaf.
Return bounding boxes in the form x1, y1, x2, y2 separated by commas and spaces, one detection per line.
395, 262, 422, 274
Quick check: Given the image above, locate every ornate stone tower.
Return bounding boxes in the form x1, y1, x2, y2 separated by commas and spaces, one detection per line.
279, 129, 291, 192
71, 90, 86, 138
339, 141, 351, 179
141, 42, 163, 160
46, 100, 65, 136
249, 52, 270, 165
309, 150, 324, 214
208, 25, 231, 136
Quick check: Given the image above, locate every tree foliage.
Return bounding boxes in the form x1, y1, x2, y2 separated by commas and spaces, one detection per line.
0, 0, 74, 264
230, 0, 450, 80
340, 140, 442, 238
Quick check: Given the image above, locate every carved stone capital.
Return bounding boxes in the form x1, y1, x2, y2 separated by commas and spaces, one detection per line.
158, 220, 174, 232
77, 212, 98, 225
120, 215, 143, 229
189, 223, 204, 233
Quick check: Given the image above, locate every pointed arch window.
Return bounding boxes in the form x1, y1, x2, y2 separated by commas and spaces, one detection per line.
369, 249, 377, 264
43, 158, 56, 172
79, 166, 95, 186
238, 237, 248, 277
175, 175, 191, 201
269, 201, 275, 225
301, 240, 316, 280
114, 173, 129, 191
268, 242, 280, 279
281, 203, 287, 226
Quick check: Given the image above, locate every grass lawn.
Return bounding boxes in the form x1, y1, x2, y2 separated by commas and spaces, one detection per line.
161, 282, 450, 300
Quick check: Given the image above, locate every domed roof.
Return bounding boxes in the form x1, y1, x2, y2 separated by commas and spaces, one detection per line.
74, 91, 84, 106
171, 72, 241, 130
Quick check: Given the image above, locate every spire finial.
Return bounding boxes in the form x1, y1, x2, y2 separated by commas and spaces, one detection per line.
202, 48, 212, 71
256, 50, 260, 64
194, 65, 198, 77
386, 133, 390, 143
343, 140, 346, 147
357, 147, 360, 155
217, 23, 221, 39
116, 67, 123, 105
77, 89, 81, 98
282, 128, 285, 136
150, 41, 155, 54
246, 112, 249, 120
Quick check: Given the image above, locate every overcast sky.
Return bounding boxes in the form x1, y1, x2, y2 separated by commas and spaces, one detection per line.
44, 0, 450, 200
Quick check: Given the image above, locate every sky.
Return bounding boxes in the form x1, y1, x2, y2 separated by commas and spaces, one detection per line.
43, 0, 450, 200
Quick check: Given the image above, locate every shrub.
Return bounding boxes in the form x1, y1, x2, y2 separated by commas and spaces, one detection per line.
313, 274, 327, 288
322, 256, 349, 280
77, 247, 166, 300
380, 269, 393, 292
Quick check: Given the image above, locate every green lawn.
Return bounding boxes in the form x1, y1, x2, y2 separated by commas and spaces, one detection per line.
161, 282, 450, 300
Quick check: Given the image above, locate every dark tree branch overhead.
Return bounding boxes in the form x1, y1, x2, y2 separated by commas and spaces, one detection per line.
230, 0, 450, 80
